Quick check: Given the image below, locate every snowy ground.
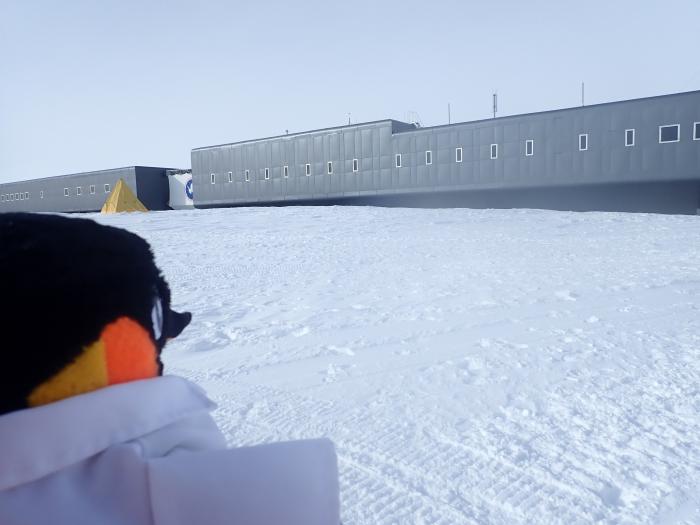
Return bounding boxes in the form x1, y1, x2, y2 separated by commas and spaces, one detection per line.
95, 206, 700, 524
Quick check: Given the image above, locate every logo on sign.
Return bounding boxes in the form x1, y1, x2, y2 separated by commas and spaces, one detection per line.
185, 179, 193, 200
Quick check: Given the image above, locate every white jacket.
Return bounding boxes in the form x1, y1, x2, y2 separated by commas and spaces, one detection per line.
0, 376, 340, 524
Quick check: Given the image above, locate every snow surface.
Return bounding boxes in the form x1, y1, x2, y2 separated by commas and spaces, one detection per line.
94, 206, 700, 524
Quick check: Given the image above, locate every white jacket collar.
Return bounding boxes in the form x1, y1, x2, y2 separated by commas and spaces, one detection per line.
0, 375, 215, 491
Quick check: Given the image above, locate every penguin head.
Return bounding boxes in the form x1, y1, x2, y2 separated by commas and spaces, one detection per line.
0, 213, 191, 415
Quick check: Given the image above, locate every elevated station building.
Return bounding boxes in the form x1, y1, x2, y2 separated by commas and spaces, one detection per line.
192, 90, 700, 214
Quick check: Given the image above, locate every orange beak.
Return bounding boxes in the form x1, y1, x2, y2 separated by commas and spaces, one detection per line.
28, 317, 158, 408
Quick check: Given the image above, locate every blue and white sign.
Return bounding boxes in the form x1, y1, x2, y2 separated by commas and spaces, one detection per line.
168, 173, 195, 209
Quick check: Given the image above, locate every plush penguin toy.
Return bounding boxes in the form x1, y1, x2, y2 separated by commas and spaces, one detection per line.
0, 213, 191, 416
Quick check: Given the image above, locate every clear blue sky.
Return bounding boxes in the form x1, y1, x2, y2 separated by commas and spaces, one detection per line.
1, 0, 698, 183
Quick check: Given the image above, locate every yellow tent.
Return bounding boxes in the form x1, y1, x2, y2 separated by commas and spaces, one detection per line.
100, 179, 148, 214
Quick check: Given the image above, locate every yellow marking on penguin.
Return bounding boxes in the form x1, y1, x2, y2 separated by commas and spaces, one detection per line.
28, 339, 109, 408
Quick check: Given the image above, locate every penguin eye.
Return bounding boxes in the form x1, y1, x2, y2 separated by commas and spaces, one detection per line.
151, 296, 164, 341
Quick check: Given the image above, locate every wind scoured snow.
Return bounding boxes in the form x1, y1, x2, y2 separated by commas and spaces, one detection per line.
94, 206, 700, 524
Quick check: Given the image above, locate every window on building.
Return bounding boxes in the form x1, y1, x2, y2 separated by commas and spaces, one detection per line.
625, 129, 635, 147
526, 140, 534, 156
104, 184, 111, 193
490, 144, 498, 160
425, 150, 432, 165
305, 163, 311, 176
64, 188, 69, 197
395, 154, 402, 168
19, 193, 24, 200
15, 193, 20, 200
579, 134, 588, 151
659, 124, 680, 143
90, 184, 96, 194
693, 122, 700, 140
1, 195, 4, 202
456, 147, 463, 163
76, 187, 82, 196
327, 161, 333, 175
352, 159, 359, 172
9, 194, 14, 201
25, 192, 29, 199
245, 170, 250, 182
264, 168, 270, 180
210, 173, 216, 184
40, 190, 44, 199
283, 165, 289, 178
228, 171, 233, 183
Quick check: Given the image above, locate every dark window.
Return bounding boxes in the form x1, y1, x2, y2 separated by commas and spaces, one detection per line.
305, 163, 311, 176
490, 144, 498, 160
352, 159, 358, 172
210, 173, 216, 184
64, 188, 70, 197
228, 171, 233, 183
245, 170, 250, 182
40, 191, 44, 199
104, 184, 111, 193
327, 161, 333, 175
90, 184, 96, 194
395, 154, 402, 168
283, 165, 289, 178
526, 140, 534, 156
694, 122, 699, 140
625, 129, 635, 147
264, 168, 270, 180
76, 187, 82, 196
579, 134, 588, 151
425, 151, 432, 165
659, 125, 679, 143
456, 147, 463, 162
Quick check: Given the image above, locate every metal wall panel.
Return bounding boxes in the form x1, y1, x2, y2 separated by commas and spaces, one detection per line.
0, 167, 172, 213
133, 167, 171, 210
190, 91, 700, 209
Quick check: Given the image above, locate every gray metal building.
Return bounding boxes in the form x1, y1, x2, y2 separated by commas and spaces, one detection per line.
0, 166, 172, 213
192, 90, 700, 214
